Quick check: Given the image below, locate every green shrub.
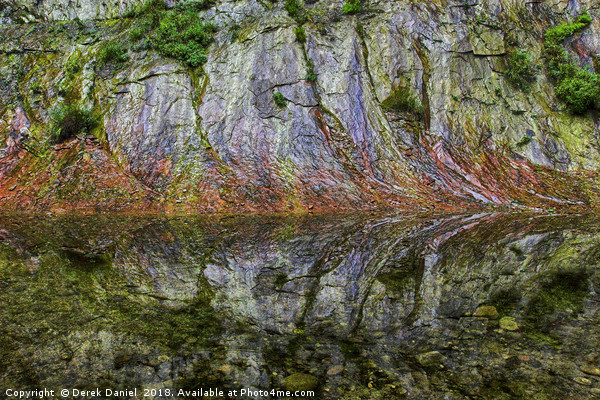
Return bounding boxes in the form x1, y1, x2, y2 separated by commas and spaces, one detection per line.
152, 11, 216, 67
273, 92, 287, 108
381, 85, 424, 118
50, 104, 97, 144
342, 0, 362, 15
356, 21, 365, 37
506, 51, 536, 90
127, 0, 216, 67
295, 25, 306, 43
576, 13, 592, 24
543, 14, 598, 113
97, 42, 129, 68
555, 68, 600, 113
285, 0, 302, 19
544, 17, 590, 80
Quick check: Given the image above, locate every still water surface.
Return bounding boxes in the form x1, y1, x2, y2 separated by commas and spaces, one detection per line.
0, 212, 599, 399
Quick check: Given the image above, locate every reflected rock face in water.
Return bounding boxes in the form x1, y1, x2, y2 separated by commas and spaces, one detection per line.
0, 213, 599, 399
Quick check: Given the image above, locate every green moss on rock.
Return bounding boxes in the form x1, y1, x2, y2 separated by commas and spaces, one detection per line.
283, 373, 319, 392
381, 85, 424, 119
544, 14, 599, 114
505, 51, 536, 91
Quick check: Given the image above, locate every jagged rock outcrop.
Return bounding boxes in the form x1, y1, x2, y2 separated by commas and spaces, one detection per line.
1, 0, 600, 212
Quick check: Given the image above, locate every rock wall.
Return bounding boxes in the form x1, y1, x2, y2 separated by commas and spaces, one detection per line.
1, 0, 600, 212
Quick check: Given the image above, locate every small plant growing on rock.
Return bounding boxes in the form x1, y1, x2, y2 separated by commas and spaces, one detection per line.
285, 0, 302, 20
342, 0, 362, 15
129, 25, 146, 42
229, 23, 242, 42
273, 92, 287, 108
305, 58, 316, 81
97, 42, 129, 68
381, 85, 424, 119
50, 104, 97, 144
554, 67, 600, 114
295, 25, 306, 43
506, 50, 536, 91
545, 14, 592, 46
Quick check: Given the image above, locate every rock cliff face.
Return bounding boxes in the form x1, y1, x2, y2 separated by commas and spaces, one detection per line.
1, 0, 600, 213
1, 213, 599, 398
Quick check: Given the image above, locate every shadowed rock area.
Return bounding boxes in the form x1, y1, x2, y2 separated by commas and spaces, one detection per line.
1, 212, 599, 398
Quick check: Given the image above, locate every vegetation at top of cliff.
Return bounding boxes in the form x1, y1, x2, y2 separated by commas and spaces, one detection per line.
381, 85, 424, 119
342, 0, 362, 15
505, 51, 536, 91
544, 13, 600, 114
128, 0, 217, 68
49, 104, 97, 144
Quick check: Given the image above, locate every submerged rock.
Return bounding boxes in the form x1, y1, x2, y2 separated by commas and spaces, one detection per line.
283, 373, 319, 392
499, 316, 519, 331
326, 365, 344, 376
473, 305, 499, 319
574, 377, 592, 386
580, 365, 600, 376
416, 351, 444, 368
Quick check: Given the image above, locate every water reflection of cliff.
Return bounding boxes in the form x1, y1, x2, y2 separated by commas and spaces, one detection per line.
0, 213, 599, 399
